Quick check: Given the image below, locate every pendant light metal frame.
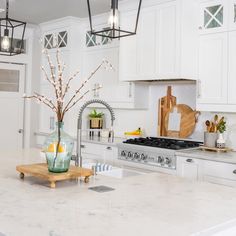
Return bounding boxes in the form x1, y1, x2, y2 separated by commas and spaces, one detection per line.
0, 0, 26, 56
87, 0, 142, 39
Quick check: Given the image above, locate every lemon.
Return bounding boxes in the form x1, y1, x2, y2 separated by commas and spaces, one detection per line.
47, 143, 65, 153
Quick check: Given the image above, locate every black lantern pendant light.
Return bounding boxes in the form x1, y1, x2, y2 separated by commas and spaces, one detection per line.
0, 0, 26, 56
87, 0, 142, 39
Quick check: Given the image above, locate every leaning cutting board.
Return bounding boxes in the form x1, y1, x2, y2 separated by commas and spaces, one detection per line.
158, 86, 177, 136
164, 104, 200, 138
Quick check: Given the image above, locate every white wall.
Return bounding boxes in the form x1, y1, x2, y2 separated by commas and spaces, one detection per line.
80, 82, 197, 137
81, 81, 236, 150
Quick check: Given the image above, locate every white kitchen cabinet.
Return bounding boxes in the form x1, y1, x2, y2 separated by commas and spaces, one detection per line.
81, 142, 118, 166
177, 156, 202, 180
199, 0, 228, 34
119, 8, 155, 81
177, 155, 236, 187
202, 160, 236, 187
197, 33, 228, 107
156, 1, 180, 79
119, 1, 179, 81
180, 0, 199, 79
43, 29, 69, 50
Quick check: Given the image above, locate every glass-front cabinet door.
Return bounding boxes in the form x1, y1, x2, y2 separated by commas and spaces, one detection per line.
199, 0, 228, 34
229, 0, 236, 30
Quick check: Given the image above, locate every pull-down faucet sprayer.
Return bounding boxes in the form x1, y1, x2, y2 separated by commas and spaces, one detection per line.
75, 99, 115, 167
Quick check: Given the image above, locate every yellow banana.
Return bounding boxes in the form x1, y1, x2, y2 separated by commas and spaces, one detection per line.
124, 128, 142, 136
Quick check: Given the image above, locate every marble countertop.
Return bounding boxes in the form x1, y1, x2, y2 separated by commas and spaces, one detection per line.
1, 148, 236, 235
176, 148, 236, 164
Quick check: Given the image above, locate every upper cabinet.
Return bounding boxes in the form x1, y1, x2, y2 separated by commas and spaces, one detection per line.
197, 0, 236, 112
199, 0, 236, 33
119, 1, 180, 81
197, 33, 228, 105
199, 0, 228, 34
44, 30, 68, 50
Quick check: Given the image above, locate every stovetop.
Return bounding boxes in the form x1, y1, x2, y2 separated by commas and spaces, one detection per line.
123, 137, 202, 150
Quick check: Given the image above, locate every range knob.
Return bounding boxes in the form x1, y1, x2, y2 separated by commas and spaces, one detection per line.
141, 154, 147, 161
121, 150, 126, 157
134, 152, 140, 160
165, 157, 171, 165
127, 152, 133, 159
157, 156, 164, 164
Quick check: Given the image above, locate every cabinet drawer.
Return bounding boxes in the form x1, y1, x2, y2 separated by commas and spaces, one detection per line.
203, 161, 236, 181
203, 175, 236, 187
81, 142, 102, 155
177, 156, 201, 165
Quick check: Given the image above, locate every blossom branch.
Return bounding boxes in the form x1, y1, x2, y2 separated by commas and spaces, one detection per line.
62, 70, 80, 100
23, 94, 56, 111
62, 60, 113, 116
63, 87, 102, 116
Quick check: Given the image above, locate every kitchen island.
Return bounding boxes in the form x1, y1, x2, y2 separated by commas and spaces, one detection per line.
1, 149, 236, 236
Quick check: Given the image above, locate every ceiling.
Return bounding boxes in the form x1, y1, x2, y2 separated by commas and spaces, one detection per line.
0, 0, 111, 24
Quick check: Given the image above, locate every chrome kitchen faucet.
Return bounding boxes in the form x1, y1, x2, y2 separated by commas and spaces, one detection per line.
75, 99, 115, 167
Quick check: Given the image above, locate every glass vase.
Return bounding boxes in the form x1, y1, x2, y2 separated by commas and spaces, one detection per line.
43, 122, 74, 173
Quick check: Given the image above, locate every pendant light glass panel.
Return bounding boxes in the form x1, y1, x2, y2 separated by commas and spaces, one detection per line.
87, 0, 142, 39
0, 0, 26, 56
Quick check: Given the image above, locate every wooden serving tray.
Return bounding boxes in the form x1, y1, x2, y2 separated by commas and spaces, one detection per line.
200, 146, 233, 153
16, 163, 93, 188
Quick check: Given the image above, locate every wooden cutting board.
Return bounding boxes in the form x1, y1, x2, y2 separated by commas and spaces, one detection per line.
158, 86, 177, 136
164, 104, 200, 138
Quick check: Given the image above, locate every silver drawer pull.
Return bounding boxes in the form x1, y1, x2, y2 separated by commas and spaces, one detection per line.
81, 145, 85, 148
186, 159, 193, 163
106, 146, 112, 150
233, 170, 236, 174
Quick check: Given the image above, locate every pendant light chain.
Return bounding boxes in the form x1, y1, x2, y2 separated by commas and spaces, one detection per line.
6, 0, 9, 19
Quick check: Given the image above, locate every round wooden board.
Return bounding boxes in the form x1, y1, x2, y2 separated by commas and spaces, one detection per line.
164, 104, 199, 138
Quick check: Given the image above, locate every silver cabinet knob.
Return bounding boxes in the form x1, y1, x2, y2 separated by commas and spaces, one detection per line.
18, 129, 24, 134
186, 159, 193, 163
106, 146, 112, 150
233, 170, 236, 174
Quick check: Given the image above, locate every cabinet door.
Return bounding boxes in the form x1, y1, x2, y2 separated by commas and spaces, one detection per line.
203, 160, 236, 187
119, 11, 138, 81
197, 33, 228, 104
156, 2, 180, 79
43, 29, 69, 51
199, 0, 228, 34
102, 146, 118, 166
228, 31, 236, 104
119, 7, 156, 81
177, 157, 200, 180
137, 8, 156, 79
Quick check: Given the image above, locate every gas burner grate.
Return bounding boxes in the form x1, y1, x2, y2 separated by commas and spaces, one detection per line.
123, 137, 202, 150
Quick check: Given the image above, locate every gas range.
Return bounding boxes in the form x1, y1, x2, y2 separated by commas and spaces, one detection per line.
117, 137, 202, 171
